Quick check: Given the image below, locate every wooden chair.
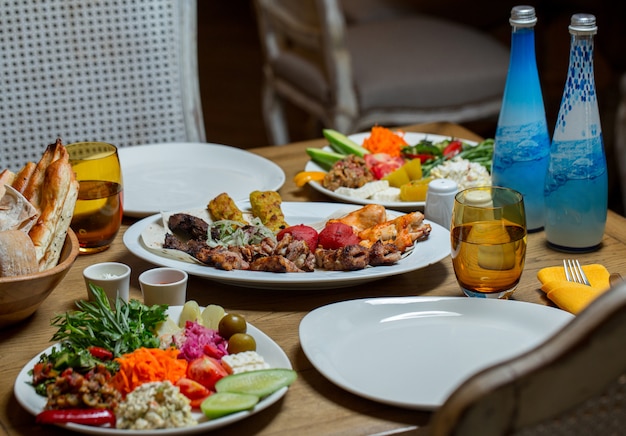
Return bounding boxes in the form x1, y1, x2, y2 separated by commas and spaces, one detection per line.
428, 281, 626, 436
252, 0, 509, 144
0, 0, 205, 171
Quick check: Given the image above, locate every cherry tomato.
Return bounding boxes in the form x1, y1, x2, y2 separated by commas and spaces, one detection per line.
187, 356, 229, 391
176, 377, 212, 408
443, 140, 463, 159
364, 153, 404, 179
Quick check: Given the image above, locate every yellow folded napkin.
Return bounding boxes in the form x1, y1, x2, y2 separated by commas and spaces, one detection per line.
537, 264, 611, 314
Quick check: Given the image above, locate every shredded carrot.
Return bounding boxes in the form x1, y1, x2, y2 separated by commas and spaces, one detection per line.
362, 126, 408, 157
109, 347, 188, 396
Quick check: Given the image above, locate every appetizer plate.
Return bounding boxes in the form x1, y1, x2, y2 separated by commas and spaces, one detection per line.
119, 143, 285, 218
14, 306, 293, 435
304, 131, 476, 212
299, 296, 574, 410
123, 202, 450, 290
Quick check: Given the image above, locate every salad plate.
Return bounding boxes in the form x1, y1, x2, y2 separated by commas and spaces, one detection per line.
119, 143, 285, 218
14, 305, 293, 435
304, 131, 477, 212
123, 202, 450, 290
299, 296, 574, 410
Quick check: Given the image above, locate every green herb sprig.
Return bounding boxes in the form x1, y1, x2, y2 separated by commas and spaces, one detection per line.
50, 284, 168, 357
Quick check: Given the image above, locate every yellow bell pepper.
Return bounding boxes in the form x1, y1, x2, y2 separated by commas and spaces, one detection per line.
383, 167, 410, 188
403, 158, 423, 181
294, 171, 326, 187
399, 177, 433, 201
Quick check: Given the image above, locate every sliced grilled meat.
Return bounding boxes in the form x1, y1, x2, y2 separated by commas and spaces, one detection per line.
167, 213, 209, 240
274, 233, 315, 272
368, 240, 402, 266
249, 255, 303, 273
315, 244, 369, 271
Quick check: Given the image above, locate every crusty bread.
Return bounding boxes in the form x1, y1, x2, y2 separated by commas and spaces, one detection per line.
27, 153, 79, 270
39, 176, 78, 270
1, 138, 79, 271
0, 169, 16, 187
21, 139, 66, 211
0, 230, 39, 277
11, 162, 36, 193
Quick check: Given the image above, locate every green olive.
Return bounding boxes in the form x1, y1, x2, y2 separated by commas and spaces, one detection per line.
218, 313, 247, 339
228, 333, 257, 354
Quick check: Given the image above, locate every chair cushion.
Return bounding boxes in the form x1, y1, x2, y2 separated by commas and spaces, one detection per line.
346, 15, 509, 111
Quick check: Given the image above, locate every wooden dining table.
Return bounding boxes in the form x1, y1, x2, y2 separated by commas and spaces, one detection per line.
2, 121, 626, 436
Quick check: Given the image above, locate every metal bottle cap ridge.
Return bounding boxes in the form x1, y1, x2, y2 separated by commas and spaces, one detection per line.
510, 5, 537, 27
569, 13, 597, 34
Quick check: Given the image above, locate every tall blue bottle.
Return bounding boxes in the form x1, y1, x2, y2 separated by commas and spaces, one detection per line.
544, 13, 607, 252
492, 5, 550, 231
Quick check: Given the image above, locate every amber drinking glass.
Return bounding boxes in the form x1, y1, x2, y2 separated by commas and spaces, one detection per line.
451, 186, 527, 299
67, 142, 123, 254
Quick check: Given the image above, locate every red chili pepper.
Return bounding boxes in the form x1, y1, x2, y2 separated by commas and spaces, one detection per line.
87, 346, 113, 361
443, 140, 463, 159
36, 408, 116, 427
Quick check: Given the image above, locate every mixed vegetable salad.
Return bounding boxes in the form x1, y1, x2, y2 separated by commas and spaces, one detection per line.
297, 127, 494, 202
27, 285, 296, 430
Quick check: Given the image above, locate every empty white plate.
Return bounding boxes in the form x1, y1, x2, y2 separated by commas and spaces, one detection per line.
299, 296, 573, 410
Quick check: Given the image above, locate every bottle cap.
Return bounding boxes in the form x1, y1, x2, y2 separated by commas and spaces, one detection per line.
463, 189, 494, 208
510, 5, 537, 27
569, 13, 597, 35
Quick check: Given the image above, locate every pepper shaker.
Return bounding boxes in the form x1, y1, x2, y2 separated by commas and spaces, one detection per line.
425, 178, 458, 230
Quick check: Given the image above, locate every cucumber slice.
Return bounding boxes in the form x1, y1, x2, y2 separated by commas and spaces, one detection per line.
200, 392, 259, 419
323, 129, 369, 157
306, 148, 344, 171
215, 368, 297, 398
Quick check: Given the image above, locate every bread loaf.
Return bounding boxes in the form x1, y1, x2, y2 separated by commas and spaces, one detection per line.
27, 152, 79, 270
1, 138, 79, 271
11, 162, 36, 194
0, 230, 38, 277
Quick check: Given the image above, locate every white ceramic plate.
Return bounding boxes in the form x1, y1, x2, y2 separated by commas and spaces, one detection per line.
123, 202, 450, 290
119, 143, 286, 218
299, 296, 574, 410
304, 132, 476, 212
14, 305, 293, 435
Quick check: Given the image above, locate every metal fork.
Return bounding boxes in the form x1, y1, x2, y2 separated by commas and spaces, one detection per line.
563, 259, 591, 286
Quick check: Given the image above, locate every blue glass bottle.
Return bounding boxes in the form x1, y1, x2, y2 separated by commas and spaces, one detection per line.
544, 14, 607, 252
492, 5, 550, 232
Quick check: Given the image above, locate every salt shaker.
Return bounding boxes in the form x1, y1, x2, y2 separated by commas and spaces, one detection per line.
425, 178, 458, 230
544, 13, 607, 252
491, 5, 550, 231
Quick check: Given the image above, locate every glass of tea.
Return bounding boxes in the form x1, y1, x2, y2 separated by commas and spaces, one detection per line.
67, 142, 123, 254
450, 186, 527, 299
